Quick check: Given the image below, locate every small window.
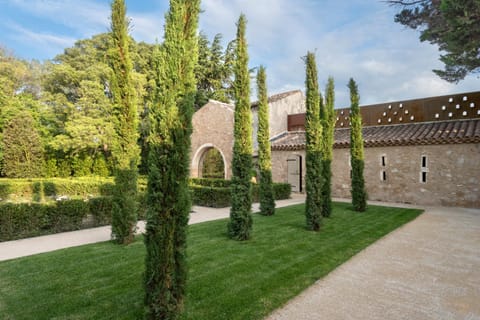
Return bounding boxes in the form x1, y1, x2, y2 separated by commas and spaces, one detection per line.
381, 155, 386, 167
420, 155, 428, 183
382, 171, 387, 181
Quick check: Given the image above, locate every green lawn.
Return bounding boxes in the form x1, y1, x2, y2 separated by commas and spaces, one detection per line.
0, 202, 422, 320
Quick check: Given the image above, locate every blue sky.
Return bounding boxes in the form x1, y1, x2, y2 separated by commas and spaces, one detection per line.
0, 0, 477, 108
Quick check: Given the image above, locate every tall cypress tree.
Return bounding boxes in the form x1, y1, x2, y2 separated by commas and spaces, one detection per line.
256, 66, 275, 216
349, 78, 367, 212
320, 77, 335, 217
304, 52, 323, 231
228, 14, 253, 240
109, 0, 139, 244
144, 1, 200, 318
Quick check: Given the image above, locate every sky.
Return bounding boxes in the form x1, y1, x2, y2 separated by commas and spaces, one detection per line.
0, 0, 478, 108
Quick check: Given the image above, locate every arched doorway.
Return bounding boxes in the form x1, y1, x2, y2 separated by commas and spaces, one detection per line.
201, 148, 225, 179
191, 144, 227, 179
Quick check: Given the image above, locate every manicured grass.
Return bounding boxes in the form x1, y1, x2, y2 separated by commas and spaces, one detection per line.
0, 202, 422, 319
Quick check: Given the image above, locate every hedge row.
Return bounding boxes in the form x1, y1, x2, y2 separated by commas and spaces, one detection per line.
0, 199, 105, 242
191, 182, 292, 208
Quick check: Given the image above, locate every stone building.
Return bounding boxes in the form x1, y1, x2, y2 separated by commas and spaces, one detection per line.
191, 90, 480, 208
270, 91, 480, 208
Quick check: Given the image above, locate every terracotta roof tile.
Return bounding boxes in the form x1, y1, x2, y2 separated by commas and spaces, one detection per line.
271, 119, 480, 150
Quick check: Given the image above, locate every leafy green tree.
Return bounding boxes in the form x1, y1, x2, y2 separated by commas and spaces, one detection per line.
349, 78, 367, 212
228, 14, 253, 240
320, 77, 335, 217
304, 52, 323, 231
108, 0, 140, 244
387, 0, 480, 82
2, 112, 44, 178
195, 33, 234, 109
144, 0, 200, 318
256, 66, 275, 216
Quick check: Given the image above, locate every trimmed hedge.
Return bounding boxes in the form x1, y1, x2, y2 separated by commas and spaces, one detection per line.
191, 182, 292, 208
190, 178, 231, 188
0, 178, 291, 241
0, 177, 115, 203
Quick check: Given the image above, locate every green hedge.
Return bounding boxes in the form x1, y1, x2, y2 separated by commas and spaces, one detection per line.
190, 178, 231, 188
0, 177, 115, 203
0, 178, 291, 241
191, 182, 292, 208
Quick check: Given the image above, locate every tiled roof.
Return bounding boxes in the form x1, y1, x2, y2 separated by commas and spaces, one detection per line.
271, 119, 480, 150
251, 90, 302, 108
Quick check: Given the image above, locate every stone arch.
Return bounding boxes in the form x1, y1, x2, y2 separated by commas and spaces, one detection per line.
191, 143, 228, 179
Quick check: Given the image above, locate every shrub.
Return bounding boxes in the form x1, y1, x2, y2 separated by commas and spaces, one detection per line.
191, 185, 231, 208
190, 178, 231, 188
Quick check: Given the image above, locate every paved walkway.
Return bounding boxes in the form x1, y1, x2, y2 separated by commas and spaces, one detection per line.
267, 205, 480, 320
0, 194, 306, 262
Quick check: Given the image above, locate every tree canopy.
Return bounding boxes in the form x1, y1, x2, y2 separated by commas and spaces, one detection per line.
387, 0, 480, 82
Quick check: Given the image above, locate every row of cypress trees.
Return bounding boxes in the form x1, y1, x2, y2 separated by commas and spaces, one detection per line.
109, 0, 368, 316
303, 53, 367, 231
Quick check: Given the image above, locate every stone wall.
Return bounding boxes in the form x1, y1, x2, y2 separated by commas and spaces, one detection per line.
272, 143, 480, 208
252, 91, 305, 154
191, 100, 234, 179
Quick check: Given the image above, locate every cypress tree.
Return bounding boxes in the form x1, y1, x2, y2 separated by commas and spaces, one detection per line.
320, 77, 335, 217
256, 66, 275, 216
349, 78, 368, 212
109, 0, 139, 244
228, 14, 253, 240
144, 1, 200, 319
304, 52, 323, 231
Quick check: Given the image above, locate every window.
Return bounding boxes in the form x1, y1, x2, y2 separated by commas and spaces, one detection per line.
420, 155, 428, 183
381, 171, 387, 181
380, 155, 387, 181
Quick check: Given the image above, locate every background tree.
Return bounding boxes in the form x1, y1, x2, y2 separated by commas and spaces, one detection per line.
304, 52, 323, 231
227, 14, 253, 240
320, 77, 335, 217
143, 0, 200, 318
387, 0, 480, 82
108, 0, 140, 244
349, 78, 367, 212
194, 33, 234, 109
256, 65, 275, 216
2, 112, 44, 177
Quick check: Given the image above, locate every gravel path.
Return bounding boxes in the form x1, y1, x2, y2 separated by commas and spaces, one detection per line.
266, 206, 480, 320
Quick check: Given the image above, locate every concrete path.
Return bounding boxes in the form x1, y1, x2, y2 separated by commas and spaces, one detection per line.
0, 194, 306, 262
266, 205, 480, 320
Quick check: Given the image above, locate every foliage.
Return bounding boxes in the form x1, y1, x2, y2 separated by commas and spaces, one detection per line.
228, 14, 254, 241
0, 197, 121, 242
108, 0, 139, 244
0, 203, 422, 319
304, 52, 323, 231
144, 0, 200, 318
387, 0, 480, 82
201, 148, 224, 179
349, 78, 367, 212
195, 33, 235, 109
2, 112, 44, 178
256, 66, 275, 216
320, 77, 336, 217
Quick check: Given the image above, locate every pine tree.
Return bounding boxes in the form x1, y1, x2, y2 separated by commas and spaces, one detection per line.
108, 0, 139, 244
256, 66, 275, 216
228, 14, 253, 240
320, 77, 335, 217
143, 1, 200, 319
349, 78, 367, 212
304, 52, 323, 231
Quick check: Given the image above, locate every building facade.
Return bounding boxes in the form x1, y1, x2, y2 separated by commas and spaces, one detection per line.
191, 90, 480, 208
